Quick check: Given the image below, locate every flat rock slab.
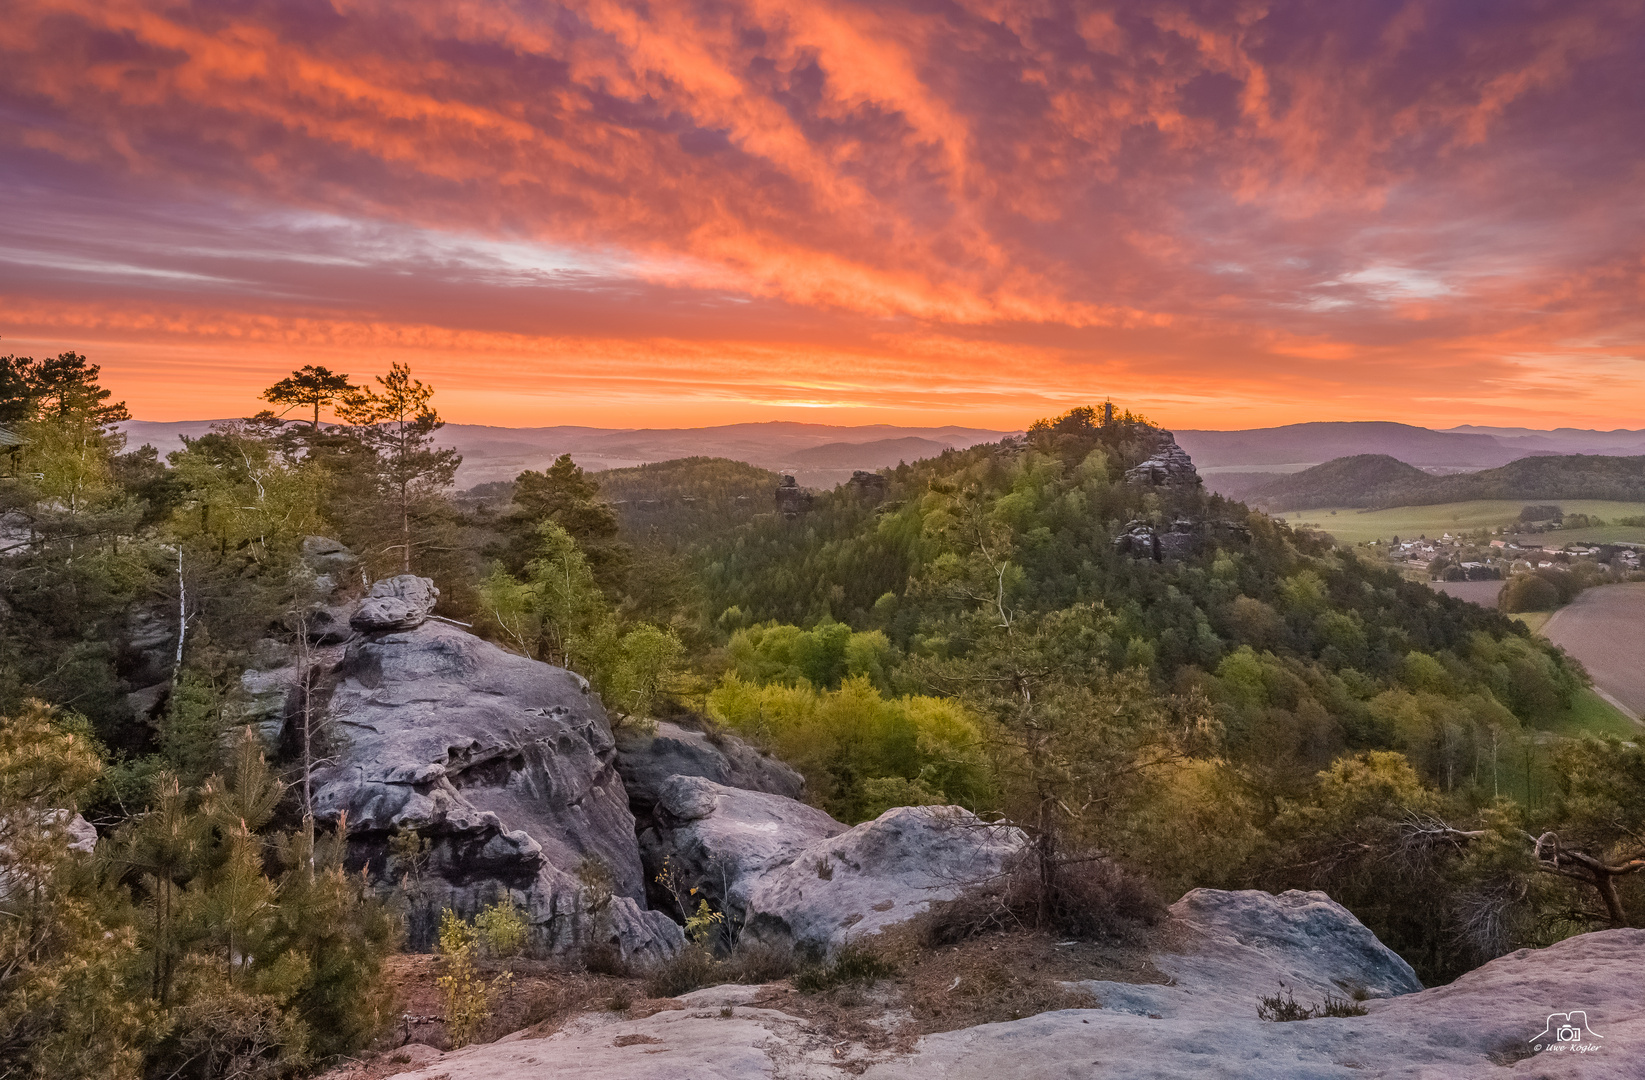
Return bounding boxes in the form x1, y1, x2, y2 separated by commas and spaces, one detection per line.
865, 928, 1644, 1080
381, 926, 1644, 1080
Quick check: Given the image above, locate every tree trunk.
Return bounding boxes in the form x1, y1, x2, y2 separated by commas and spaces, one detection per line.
172, 547, 187, 687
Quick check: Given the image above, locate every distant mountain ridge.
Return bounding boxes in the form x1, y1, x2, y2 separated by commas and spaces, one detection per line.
1179, 420, 1645, 476
121, 417, 1645, 494
119, 419, 1008, 489
1244, 453, 1645, 510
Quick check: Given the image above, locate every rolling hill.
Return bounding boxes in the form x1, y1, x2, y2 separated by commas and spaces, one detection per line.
1248, 453, 1645, 510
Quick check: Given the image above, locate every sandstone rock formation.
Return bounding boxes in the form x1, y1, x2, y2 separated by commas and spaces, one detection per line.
635, 775, 844, 924
745, 805, 1025, 950
66, 812, 97, 855
1123, 429, 1202, 489
637, 785, 1027, 951
350, 574, 440, 632
614, 720, 805, 827
846, 470, 889, 502
775, 475, 814, 517
307, 618, 682, 960
375, 901, 1644, 1080
1113, 518, 1203, 561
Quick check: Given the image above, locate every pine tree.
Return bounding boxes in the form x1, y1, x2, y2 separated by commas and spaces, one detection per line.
340, 362, 460, 575
259, 365, 360, 430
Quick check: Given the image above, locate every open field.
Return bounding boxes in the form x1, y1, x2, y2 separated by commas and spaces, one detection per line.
1542, 583, 1645, 721
1283, 499, 1645, 545
1511, 610, 1553, 635
1427, 580, 1503, 606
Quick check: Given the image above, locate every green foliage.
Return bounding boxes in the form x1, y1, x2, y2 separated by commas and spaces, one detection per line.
474, 892, 528, 959
708, 675, 990, 822
495, 454, 623, 583
435, 909, 512, 1048
0, 700, 154, 1080
685, 898, 723, 945
331, 361, 462, 578
726, 620, 895, 691
606, 624, 685, 725
478, 525, 685, 723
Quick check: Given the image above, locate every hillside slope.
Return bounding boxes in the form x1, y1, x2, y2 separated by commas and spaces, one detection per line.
1252, 453, 1645, 509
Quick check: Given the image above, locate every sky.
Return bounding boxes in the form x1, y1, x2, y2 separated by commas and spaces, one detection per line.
2, 0, 1643, 431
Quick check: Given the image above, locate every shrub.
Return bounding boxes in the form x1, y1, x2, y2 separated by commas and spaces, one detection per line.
642, 940, 797, 998
435, 909, 512, 1049
724, 941, 797, 985
644, 944, 722, 998
474, 892, 528, 958
922, 853, 1164, 945
1256, 987, 1368, 1021
792, 943, 896, 993
1501, 574, 1560, 613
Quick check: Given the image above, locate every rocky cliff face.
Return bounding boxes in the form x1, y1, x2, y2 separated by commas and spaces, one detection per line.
1123, 429, 1203, 489
280, 574, 682, 960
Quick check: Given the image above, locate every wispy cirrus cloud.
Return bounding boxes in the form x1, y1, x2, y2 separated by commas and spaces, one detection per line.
1, 0, 1641, 427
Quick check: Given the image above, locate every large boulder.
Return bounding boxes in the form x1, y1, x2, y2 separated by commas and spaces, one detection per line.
636, 776, 844, 923
308, 619, 681, 960
615, 720, 805, 826
351, 574, 440, 632
745, 805, 1024, 951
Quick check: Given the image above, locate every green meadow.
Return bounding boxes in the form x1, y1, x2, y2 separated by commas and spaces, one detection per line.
1282, 500, 1645, 546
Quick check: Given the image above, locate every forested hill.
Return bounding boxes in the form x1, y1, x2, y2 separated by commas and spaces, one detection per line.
669, 409, 1604, 980
1246, 453, 1645, 510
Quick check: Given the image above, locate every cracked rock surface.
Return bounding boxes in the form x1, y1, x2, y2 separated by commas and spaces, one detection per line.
376, 903, 1644, 1080
309, 619, 682, 960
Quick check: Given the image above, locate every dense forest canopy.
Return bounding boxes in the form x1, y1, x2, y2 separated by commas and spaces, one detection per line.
1, 355, 1642, 1076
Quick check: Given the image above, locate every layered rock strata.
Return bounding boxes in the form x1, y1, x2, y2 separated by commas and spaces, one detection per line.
307, 615, 682, 960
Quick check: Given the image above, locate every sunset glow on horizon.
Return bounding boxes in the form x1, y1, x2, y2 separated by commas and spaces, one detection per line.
3, 1, 1643, 431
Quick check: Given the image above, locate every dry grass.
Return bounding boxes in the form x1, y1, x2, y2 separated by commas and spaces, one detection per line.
321, 911, 1173, 1076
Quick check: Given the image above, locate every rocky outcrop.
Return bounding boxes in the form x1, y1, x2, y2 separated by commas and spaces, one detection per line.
636, 776, 844, 923
775, 476, 814, 517
615, 721, 805, 827
308, 618, 682, 960
66, 813, 97, 855
350, 574, 440, 632
1123, 429, 1202, 489
1114, 518, 1202, 561
374, 909, 1644, 1080
1073, 888, 1422, 1019
637, 785, 1027, 952
745, 806, 1025, 950
846, 470, 889, 503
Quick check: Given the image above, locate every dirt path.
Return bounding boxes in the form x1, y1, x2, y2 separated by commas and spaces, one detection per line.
1543, 583, 1645, 721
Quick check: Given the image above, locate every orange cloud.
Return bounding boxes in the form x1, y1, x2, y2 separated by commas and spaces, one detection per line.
0, 0, 1642, 429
